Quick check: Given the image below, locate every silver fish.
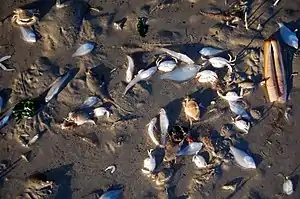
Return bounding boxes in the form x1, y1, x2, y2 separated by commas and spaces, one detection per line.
147, 117, 160, 146
79, 96, 101, 109
0, 108, 13, 129
99, 188, 124, 199
177, 142, 203, 156
72, 42, 95, 57
20, 26, 36, 43
230, 145, 256, 169
156, 47, 195, 64
159, 108, 169, 146
160, 64, 202, 82
45, 71, 72, 103
125, 55, 135, 83
228, 101, 251, 120
278, 22, 298, 49
123, 66, 157, 95
199, 46, 225, 57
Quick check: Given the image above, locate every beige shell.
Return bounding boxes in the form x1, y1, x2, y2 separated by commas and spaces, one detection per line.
12, 8, 39, 26
183, 97, 200, 125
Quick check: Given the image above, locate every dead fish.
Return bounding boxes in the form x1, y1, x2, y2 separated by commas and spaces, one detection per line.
278, 22, 298, 49
123, 66, 157, 95
199, 46, 225, 57
147, 117, 160, 146
156, 47, 195, 64
0, 107, 13, 129
160, 64, 202, 82
72, 42, 94, 57
283, 177, 293, 195
20, 26, 36, 43
177, 142, 203, 156
159, 108, 169, 146
99, 187, 124, 199
45, 70, 72, 103
125, 55, 135, 83
79, 96, 101, 109
228, 101, 251, 120
230, 145, 256, 169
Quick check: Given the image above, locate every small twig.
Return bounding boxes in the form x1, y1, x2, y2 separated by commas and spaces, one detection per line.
273, 0, 281, 7
0, 55, 14, 71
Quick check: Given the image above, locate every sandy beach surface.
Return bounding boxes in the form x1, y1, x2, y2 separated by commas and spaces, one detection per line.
1, 0, 300, 198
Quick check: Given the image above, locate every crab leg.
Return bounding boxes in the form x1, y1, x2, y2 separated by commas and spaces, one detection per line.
0, 55, 14, 71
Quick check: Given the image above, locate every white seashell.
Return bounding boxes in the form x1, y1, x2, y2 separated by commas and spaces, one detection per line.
93, 107, 110, 118
217, 91, 242, 102
147, 117, 160, 146
208, 57, 233, 73
177, 142, 203, 156
20, 26, 36, 43
160, 64, 202, 82
157, 60, 177, 72
123, 66, 157, 95
156, 47, 195, 64
125, 55, 135, 83
283, 178, 293, 195
192, 155, 207, 168
278, 22, 298, 49
195, 70, 218, 83
199, 47, 225, 57
142, 149, 156, 174
233, 118, 250, 134
159, 108, 169, 146
72, 42, 95, 57
230, 146, 256, 169
45, 71, 72, 103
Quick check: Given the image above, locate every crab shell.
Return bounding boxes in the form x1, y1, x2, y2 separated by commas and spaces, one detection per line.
11, 9, 39, 26
233, 119, 250, 134
183, 98, 200, 121
68, 111, 95, 126
195, 70, 218, 84
156, 56, 177, 72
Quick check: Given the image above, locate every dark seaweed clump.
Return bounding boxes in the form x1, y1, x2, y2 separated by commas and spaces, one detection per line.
137, 17, 149, 37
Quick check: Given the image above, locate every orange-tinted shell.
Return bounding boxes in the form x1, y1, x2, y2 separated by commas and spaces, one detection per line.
183, 98, 200, 121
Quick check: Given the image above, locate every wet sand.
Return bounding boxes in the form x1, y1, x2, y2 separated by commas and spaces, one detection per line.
1, 0, 300, 198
